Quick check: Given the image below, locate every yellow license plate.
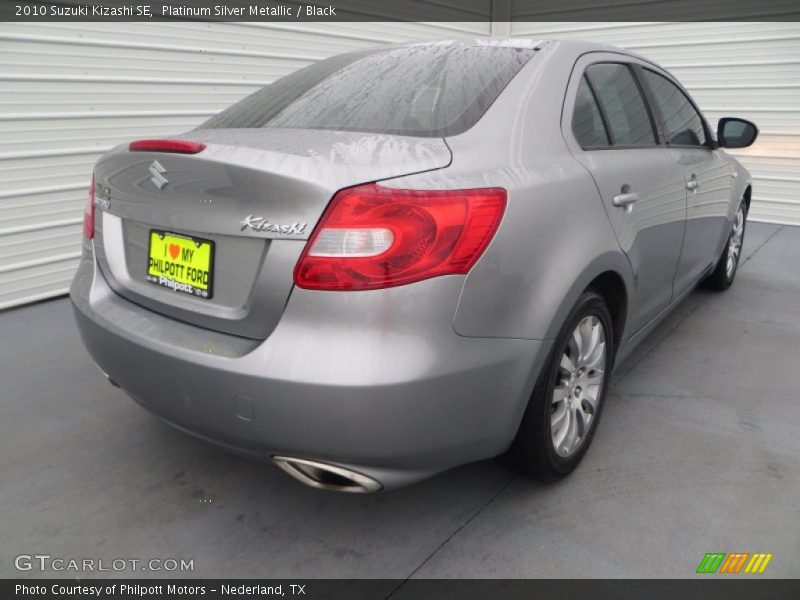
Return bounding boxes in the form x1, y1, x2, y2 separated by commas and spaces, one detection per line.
147, 230, 214, 299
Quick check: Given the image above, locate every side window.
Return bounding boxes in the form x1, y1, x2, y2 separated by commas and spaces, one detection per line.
643, 69, 707, 146
572, 76, 610, 148
585, 63, 657, 146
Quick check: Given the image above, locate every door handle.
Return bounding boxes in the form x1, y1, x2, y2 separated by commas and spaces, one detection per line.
613, 191, 639, 207
687, 175, 699, 191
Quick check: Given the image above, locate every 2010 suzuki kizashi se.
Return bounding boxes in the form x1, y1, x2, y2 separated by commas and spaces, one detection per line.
71, 39, 758, 492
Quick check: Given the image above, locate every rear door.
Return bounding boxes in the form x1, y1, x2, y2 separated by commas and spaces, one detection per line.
563, 56, 687, 335
639, 68, 733, 295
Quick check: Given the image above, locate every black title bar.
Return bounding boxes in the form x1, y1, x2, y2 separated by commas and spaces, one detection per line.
4, 579, 800, 600
2, 0, 800, 21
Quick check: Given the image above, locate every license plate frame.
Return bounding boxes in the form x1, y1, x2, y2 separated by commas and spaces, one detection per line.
146, 230, 215, 300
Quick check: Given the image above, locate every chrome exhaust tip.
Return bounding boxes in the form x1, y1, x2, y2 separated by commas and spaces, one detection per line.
272, 456, 382, 493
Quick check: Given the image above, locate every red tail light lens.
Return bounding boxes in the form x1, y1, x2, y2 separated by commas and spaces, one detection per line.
294, 184, 507, 291
129, 139, 206, 154
83, 172, 95, 239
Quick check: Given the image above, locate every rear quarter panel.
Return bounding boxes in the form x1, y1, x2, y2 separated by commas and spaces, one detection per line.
388, 41, 633, 342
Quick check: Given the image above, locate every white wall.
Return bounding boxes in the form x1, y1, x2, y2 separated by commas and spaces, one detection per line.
0, 21, 490, 309
1, 21, 797, 309
510, 22, 800, 226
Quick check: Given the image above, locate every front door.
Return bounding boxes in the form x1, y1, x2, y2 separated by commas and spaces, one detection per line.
639, 67, 733, 294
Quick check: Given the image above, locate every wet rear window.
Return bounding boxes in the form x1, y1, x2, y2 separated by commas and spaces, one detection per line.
200, 44, 537, 137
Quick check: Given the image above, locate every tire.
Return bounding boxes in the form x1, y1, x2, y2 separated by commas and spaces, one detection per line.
704, 202, 746, 291
508, 290, 615, 481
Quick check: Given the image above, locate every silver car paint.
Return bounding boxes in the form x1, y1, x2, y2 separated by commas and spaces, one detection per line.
71, 39, 752, 489
72, 260, 550, 489
93, 129, 451, 338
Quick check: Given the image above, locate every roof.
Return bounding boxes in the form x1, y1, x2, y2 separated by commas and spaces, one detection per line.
404, 38, 652, 64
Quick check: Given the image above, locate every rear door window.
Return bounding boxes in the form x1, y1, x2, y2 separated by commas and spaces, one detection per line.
202, 45, 536, 137
572, 76, 610, 148
585, 63, 657, 147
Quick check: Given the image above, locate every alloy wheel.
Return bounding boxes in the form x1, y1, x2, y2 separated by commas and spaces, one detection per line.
726, 206, 745, 280
551, 315, 607, 457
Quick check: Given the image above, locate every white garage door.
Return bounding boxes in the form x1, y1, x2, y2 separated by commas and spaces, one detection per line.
2, 21, 797, 310
0, 21, 490, 310
510, 22, 800, 226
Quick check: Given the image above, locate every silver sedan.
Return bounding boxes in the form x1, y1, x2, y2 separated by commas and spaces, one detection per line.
71, 39, 757, 491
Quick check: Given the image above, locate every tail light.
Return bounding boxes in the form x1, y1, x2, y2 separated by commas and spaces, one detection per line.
294, 184, 507, 291
83, 172, 95, 239
129, 139, 206, 154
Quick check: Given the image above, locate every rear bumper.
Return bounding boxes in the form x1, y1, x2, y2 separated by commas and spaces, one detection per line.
71, 254, 550, 489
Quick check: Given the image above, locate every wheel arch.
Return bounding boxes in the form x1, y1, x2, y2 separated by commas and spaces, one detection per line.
542, 251, 634, 349
743, 184, 752, 214
586, 271, 628, 350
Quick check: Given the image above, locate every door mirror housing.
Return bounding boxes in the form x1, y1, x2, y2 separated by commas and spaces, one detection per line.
717, 117, 758, 148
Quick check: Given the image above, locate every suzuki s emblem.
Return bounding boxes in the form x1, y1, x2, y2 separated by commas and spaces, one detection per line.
240, 215, 307, 235
149, 160, 168, 190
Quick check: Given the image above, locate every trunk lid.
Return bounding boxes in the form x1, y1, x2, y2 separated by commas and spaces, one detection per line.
92, 128, 451, 339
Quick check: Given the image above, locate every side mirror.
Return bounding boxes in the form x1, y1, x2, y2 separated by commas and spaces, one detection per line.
717, 117, 758, 148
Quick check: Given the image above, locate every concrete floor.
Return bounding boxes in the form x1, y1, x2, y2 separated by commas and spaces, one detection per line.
1, 222, 798, 579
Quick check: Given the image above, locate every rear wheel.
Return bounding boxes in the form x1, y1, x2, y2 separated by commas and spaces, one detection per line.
704, 202, 746, 291
509, 290, 614, 480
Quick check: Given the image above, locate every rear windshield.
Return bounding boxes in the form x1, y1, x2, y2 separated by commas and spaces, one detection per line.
200, 44, 536, 137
